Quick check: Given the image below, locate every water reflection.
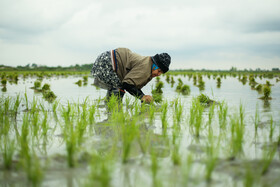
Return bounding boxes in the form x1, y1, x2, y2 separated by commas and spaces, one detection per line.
263, 100, 271, 109
93, 117, 170, 159
1, 86, 7, 92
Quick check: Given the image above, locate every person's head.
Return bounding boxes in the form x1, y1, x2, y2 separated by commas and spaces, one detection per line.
151, 63, 163, 78
151, 53, 171, 76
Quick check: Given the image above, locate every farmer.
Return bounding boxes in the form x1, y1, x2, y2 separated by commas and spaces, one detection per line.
91, 47, 171, 104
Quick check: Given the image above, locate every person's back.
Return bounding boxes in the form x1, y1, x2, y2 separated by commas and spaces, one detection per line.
114, 48, 152, 89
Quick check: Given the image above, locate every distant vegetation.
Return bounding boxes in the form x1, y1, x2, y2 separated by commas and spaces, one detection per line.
0, 64, 279, 73
0, 63, 93, 71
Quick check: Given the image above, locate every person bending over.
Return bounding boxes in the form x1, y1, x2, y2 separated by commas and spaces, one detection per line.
91, 47, 171, 104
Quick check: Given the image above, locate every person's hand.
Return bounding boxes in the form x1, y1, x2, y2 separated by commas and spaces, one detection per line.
141, 95, 153, 104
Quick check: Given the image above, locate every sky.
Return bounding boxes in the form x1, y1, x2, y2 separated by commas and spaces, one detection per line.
0, 0, 280, 70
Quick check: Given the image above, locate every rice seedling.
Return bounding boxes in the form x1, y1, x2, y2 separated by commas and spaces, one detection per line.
255, 84, 262, 93
243, 164, 255, 187
4, 96, 11, 115
269, 116, 275, 142
76, 118, 87, 145
52, 99, 59, 120
23, 73, 28, 79
150, 150, 161, 187
249, 74, 258, 89
181, 84, 191, 95
197, 93, 216, 107
41, 83, 50, 92
189, 97, 204, 137
241, 75, 247, 85
30, 96, 38, 115
161, 101, 168, 135
239, 103, 245, 126
84, 153, 112, 187
89, 103, 96, 124
124, 96, 130, 110
83, 75, 88, 83
13, 93, 21, 118
42, 90, 57, 102
1, 137, 16, 170
24, 91, 29, 111
218, 101, 228, 129
137, 130, 152, 156
180, 154, 193, 186
187, 73, 193, 80
259, 84, 272, 100
106, 94, 122, 113
148, 103, 156, 125
75, 79, 82, 87
205, 137, 219, 182
173, 98, 183, 126
237, 73, 241, 80
0, 116, 4, 137
216, 77, 221, 88
171, 141, 181, 166
207, 103, 215, 127
193, 75, 197, 85
61, 102, 77, 167
197, 74, 205, 91
253, 104, 260, 135
76, 99, 89, 145
41, 110, 48, 137
155, 76, 160, 82
152, 81, 164, 103
131, 99, 141, 117
152, 93, 163, 103
82, 97, 89, 120
1, 110, 11, 136
21, 150, 44, 187
1, 77, 7, 86
0, 73, 6, 79
176, 78, 183, 92
37, 73, 44, 81
33, 80, 41, 90
170, 76, 175, 87
64, 129, 77, 167
229, 113, 244, 159
198, 93, 209, 104
1, 86, 7, 92
265, 80, 272, 86
110, 102, 126, 125
20, 113, 30, 158
12, 73, 19, 84
261, 144, 277, 175
121, 118, 137, 163
165, 74, 170, 83
31, 111, 40, 138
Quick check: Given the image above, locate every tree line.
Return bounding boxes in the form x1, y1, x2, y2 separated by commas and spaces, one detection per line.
0, 63, 93, 71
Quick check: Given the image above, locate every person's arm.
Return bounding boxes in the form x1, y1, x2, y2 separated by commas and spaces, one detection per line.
122, 83, 153, 103
122, 82, 145, 99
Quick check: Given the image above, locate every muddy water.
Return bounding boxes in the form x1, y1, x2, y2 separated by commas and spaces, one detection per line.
1, 74, 280, 187
3, 75, 280, 114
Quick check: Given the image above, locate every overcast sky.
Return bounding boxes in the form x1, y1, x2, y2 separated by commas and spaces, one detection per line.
0, 0, 279, 70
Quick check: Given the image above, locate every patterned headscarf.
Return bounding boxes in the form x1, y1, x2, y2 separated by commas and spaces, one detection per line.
152, 63, 159, 71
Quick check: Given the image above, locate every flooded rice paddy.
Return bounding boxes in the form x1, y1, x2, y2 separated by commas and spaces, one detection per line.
0, 72, 280, 187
